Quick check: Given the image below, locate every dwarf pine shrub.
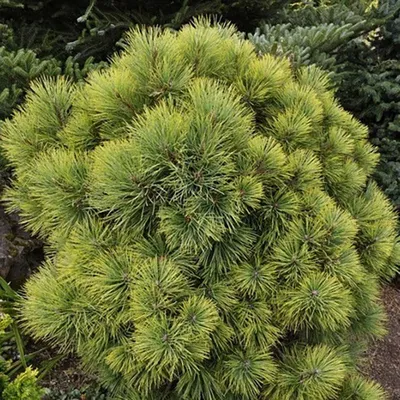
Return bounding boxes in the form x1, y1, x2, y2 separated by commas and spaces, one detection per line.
1, 19, 399, 400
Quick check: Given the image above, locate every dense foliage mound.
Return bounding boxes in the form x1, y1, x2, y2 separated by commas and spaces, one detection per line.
1, 20, 399, 399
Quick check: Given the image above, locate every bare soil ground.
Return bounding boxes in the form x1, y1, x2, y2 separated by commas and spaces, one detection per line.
365, 283, 400, 400
41, 354, 97, 394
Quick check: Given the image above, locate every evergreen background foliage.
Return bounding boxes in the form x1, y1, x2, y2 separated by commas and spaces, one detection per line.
1, 0, 289, 61
2, 20, 399, 399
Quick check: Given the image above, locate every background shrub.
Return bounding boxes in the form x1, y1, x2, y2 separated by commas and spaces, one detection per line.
2, 20, 399, 399
0, 312, 44, 400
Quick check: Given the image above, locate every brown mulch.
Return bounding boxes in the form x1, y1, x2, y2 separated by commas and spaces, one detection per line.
40, 354, 98, 394
24, 339, 99, 395
364, 283, 400, 400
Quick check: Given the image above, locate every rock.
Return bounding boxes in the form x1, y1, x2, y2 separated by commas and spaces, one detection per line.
0, 204, 43, 288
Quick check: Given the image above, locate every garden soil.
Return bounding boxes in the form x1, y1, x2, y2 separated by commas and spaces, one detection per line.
365, 283, 400, 400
